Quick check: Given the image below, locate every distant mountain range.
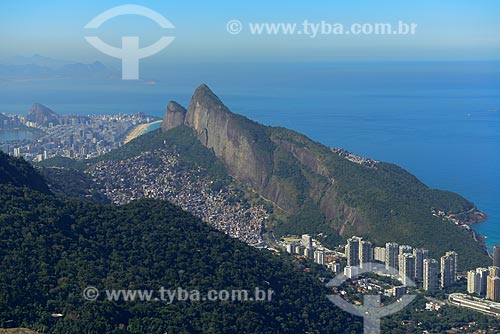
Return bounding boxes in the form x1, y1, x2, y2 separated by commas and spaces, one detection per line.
0, 55, 118, 80
1, 55, 73, 68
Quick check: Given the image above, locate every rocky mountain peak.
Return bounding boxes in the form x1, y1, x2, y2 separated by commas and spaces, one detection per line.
161, 101, 187, 131
27, 103, 60, 126
189, 83, 229, 114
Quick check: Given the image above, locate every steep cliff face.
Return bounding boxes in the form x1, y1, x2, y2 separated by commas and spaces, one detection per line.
160, 85, 366, 228
160, 84, 490, 267
176, 85, 275, 199
160, 101, 187, 132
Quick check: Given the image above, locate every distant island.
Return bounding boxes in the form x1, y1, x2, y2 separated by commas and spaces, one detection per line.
0, 54, 118, 80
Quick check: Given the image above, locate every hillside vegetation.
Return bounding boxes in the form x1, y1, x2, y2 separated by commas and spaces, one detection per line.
0, 153, 360, 334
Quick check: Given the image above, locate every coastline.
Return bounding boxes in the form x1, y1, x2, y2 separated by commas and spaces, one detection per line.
0, 125, 45, 142
459, 209, 493, 257
455, 208, 491, 254
124, 120, 162, 144
457, 208, 489, 226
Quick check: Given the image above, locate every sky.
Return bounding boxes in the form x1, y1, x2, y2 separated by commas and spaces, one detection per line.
0, 0, 499, 64
1, 1, 499, 251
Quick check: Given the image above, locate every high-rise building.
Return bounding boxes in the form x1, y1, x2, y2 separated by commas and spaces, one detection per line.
489, 266, 500, 277
385, 242, 399, 270
486, 266, 500, 302
399, 245, 413, 255
423, 259, 439, 291
477, 268, 490, 296
392, 286, 407, 299
441, 251, 458, 289
301, 234, 313, 259
346, 236, 362, 267
374, 247, 386, 263
487, 277, 500, 302
494, 245, 500, 268
359, 240, 373, 268
467, 270, 480, 294
468, 268, 490, 296
398, 245, 413, 271
413, 248, 429, 283
399, 253, 416, 286
327, 261, 341, 274
301, 234, 312, 248
344, 265, 359, 279
295, 245, 304, 256
13, 147, 21, 157
314, 249, 326, 265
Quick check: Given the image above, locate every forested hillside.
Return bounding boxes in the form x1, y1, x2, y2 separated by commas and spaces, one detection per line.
0, 153, 360, 333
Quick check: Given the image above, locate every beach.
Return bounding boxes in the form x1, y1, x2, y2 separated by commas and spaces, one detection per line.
124, 120, 162, 144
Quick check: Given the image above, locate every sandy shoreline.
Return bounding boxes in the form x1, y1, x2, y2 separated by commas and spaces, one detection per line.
124, 120, 162, 144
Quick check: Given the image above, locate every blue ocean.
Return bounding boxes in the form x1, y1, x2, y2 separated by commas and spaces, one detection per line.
1, 61, 498, 249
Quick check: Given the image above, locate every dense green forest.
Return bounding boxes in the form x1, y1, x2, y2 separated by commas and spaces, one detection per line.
39, 167, 109, 204
37, 156, 87, 171
0, 152, 362, 333
0, 151, 50, 194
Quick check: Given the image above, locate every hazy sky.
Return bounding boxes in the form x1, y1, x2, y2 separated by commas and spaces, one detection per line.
0, 0, 499, 64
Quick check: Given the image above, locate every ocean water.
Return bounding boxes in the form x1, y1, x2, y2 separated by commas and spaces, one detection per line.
1, 61, 498, 249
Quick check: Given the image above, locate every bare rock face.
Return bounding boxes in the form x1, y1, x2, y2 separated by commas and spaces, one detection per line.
163, 84, 361, 218
183, 84, 275, 195
160, 101, 187, 132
